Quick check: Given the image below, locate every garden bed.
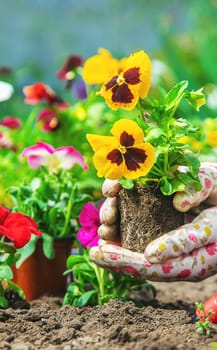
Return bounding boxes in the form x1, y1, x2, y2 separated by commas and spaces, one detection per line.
1, 275, 217, 350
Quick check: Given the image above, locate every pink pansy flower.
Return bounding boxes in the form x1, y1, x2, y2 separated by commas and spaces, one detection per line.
77, 202, 103, 248
0, 116, 22, 129
22, 141, 88, 173
37, 108, 59, 132
0, 132, 16, 151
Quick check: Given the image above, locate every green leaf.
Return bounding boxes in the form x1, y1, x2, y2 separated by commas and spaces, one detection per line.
42, 234, 55, 260
159, 177, 173, 195
165, 80, 189, 110
0, 295, 8, 308
48, 207, 58, 226
0, 242, 16, 254
7, 280, 25, 299
16, 235, 38, 268
76, 290, 97, 307
0, 264, 13, 279
120, 178, 134, 190
3, 252, 20, 266
66, 255, 85, 269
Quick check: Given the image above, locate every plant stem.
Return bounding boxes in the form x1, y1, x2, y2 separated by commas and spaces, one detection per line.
59, 183, 75, 238
92, 263, 105, 305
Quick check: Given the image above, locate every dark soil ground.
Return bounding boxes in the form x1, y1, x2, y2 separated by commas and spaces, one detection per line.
0, 275, 217, 350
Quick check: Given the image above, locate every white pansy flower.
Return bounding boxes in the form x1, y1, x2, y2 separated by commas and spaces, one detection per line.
0, 81, 14, 102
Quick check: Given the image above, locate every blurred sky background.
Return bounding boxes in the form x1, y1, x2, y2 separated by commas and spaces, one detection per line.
1, 0, 215, 87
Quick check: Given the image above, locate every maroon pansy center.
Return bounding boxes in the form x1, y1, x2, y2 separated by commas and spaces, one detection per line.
104, 67, 141, 104
107, 130, 147, 171
112, 84, 134, 103
123, 67, 141, 85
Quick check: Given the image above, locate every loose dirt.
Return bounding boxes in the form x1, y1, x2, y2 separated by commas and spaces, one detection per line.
1, 275, 217, 349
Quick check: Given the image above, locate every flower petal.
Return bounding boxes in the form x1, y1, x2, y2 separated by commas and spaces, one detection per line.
111, 119, 145, 145
79, 202, 99, 227
55, 146, 88, 170
77, 226, 99, 248
22, 142, 55, 169
93, 147, 126, 179
0, 81, 14, 102
123, 142, 155, 179
87, 134, 118, 152
22, 142, 55, 157
100, 83, 139, 110
3, 212, 42, 248
83, 48, 119, 84
124, 50, 151, 98
0, 206, 9, 224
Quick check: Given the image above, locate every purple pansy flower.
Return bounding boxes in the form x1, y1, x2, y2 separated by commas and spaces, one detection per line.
77, 201, 103, 248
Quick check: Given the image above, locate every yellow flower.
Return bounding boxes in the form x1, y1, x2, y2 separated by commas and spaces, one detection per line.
87, 119, 155, 180
82, 48, 127, 85
189, 88, 206, 111
206, 130, 217, 147
178, 136, 202, 152
99, 50, 151, 111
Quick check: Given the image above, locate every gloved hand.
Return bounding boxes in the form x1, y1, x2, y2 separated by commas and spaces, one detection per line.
90, 162, 217, 281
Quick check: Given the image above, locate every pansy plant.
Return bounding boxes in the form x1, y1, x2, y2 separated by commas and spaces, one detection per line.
85, 49, 205, 195
8, 141, 91, 265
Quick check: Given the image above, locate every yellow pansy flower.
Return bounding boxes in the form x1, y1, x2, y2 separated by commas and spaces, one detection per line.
82, 48, 127, 85
87, 119, 155, 180
206, 130, 217, 147
178, 136, 202, 152
99, 50, 151, 110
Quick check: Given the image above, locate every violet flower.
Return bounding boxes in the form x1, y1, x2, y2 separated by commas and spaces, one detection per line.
77, 202, 103, 248
71, 77, 87, 100
57, 54, 87, 100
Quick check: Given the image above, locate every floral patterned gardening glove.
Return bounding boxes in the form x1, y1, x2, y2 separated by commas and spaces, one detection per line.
90, 162, 217, 281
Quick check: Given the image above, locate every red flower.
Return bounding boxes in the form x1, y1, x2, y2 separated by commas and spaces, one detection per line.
0, 116, 22, 129
23, 82, 68, 109
0, 206, 42, 249
37, 108, 59, 132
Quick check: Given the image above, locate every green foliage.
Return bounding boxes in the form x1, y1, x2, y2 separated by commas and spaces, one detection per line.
63, 249, 156, 307
8, 168, 92, 265
0, 241, 25, 308
136, 80, 203, 195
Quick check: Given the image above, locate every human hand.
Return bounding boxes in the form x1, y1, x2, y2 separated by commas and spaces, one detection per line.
90, 162, 217, 281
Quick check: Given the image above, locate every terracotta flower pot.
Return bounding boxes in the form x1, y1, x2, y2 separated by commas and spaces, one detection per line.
12, 238, 73, 301
118, 184, 184, 253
